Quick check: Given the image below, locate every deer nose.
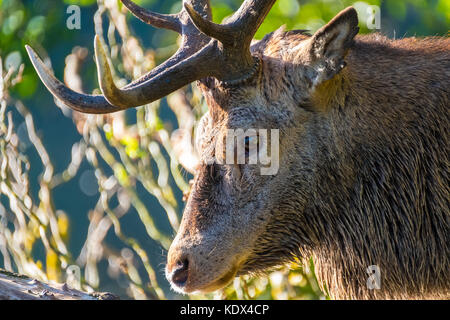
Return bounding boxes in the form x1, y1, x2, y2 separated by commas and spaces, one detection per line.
170, 258, 189, 288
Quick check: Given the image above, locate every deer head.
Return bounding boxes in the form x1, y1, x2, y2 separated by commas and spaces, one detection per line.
27, 0, 360, 294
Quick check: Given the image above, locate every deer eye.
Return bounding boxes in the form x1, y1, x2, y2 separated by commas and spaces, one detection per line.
244, 137, 251, 151
244, 135, 258, 157
244, 136, 251, 154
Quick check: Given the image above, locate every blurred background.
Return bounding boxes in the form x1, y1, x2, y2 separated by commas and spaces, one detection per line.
0, 0, 448, 300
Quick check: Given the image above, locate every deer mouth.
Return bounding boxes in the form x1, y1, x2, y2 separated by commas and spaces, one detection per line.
190, 266, 239, 294
170, 263, 237, 294
189, 254, 254, 293
172, 257, 246, 294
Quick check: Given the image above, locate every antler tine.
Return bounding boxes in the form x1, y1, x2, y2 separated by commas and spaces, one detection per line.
26, 45, 124, 114
183, 4, 235, 46
121, 0, 181, 33
231, 0, 277, 42
184, 0, 276, 46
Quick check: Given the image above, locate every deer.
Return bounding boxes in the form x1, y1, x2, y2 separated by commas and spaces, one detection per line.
26, 0, 449, 299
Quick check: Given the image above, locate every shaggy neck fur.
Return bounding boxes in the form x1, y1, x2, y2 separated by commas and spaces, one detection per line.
305, 35, 448, 299
250, 33, 449, 299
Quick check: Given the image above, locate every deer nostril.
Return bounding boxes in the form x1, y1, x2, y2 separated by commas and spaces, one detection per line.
171, 258, 189, 288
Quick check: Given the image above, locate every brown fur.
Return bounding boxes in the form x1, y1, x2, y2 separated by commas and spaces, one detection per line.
166, 8, 450, 299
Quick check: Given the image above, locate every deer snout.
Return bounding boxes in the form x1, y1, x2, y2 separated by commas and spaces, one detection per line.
166, 243, 191, 291
166, 236, 240, 294
167, 255, 190, 289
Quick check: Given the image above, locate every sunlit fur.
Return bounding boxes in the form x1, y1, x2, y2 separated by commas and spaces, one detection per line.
167, 8, 449, 299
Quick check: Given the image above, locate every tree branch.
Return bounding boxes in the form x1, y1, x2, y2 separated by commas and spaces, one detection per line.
0, 269, 119, 300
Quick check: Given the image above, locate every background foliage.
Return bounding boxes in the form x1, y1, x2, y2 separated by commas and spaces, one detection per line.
0, 0, 448, 299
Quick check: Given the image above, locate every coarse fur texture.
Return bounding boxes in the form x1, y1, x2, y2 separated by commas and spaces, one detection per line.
166, 7, 450, 299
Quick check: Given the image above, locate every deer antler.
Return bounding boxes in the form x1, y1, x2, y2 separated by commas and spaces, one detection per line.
26, 0, 276, 114
120, 0, 182, 33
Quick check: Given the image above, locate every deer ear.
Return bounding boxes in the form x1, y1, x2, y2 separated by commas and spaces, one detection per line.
308, 7, 359, 81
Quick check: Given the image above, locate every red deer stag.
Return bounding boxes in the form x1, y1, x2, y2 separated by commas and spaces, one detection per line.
26, 0, 449, 299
